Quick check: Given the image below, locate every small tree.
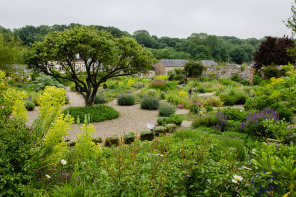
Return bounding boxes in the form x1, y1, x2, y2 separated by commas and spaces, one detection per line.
252, 36, 295, 69
25, 26, 154, 106
184, 61, 203, 77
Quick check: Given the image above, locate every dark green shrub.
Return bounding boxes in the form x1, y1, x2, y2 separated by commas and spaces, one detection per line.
160, 92, 166, 100
221, 108, 246, 122
157, 117, 169, 126
140, 130, 154, 141
166, 123, 177, 133
159, 104, 176, 117
240, 80, 252, 86
184, 61, 203, 77
154, 126, 167, 137
192, 113, 219, 128
197, 88, 206, 93
205, 106, 213, 112
117, 94, 135, 106
253, 75, 262, 85
62, 105, 119, 123
230, 73, 242, 82
263, 66, 281, 79
124, 132, 136, 144
24, 100, 35, 111
105, 135, 119, 147
91, 137, 102, 144
94, 94, 106, 104
141, 97, 159, 110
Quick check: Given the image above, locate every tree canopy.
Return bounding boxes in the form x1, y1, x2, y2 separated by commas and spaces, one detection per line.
0, 32, 24, 73
252, 36, 295, 69
25, 26, 154, 106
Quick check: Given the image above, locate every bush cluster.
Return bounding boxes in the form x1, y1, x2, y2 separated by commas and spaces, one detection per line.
117, 94, 135, 106
141, 97, 159, 110
24, 100, 35, 111
63, 105, 119, 123
158, 104, 176, 117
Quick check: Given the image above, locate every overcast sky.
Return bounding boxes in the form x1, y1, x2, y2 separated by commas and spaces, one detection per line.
0, 0, 294, 39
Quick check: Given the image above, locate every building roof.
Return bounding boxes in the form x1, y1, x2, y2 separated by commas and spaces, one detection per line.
201, 60, 218, 66
160, 59, 188, 67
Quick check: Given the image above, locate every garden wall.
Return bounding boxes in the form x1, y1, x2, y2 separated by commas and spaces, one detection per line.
201, 66, 255, 83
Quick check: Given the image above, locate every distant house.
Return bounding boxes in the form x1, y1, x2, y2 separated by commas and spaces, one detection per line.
137, 67, 155, 78
154, 59, 188, 75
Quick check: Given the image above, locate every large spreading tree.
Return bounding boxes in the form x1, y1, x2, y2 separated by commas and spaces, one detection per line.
252, 36, 295, 69
25, 26, 154, 106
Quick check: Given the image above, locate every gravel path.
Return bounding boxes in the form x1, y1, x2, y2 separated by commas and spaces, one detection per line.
27, 88, 189, 141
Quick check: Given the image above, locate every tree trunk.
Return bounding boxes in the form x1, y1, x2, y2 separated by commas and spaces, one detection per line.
84, 86, 99, 106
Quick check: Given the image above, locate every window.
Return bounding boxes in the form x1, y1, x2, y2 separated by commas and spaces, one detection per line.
75, 65, 80, 72
81, 65, 86, 71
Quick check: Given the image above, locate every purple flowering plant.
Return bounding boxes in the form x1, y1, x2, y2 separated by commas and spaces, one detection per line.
240, 108, 279, 137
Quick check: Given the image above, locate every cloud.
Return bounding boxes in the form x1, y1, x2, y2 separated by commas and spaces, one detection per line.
0, 0, 293, 39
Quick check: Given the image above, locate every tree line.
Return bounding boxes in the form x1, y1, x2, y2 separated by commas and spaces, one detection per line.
0, 23, 263, 64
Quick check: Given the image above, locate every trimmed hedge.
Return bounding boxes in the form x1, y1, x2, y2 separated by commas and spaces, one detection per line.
140, 130, 154, 141
62, 105, 119, 123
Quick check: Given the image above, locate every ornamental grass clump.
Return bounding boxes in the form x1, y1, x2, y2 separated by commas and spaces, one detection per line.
117, 94, 135, 106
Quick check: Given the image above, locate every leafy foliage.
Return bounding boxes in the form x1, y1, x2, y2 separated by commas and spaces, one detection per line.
28, 75, 65, 91
184, 61, 203, 77
25, 26, 154, 106
253, 36, 295, 69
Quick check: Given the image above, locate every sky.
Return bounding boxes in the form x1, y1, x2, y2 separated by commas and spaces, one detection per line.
0, 0, 294, 39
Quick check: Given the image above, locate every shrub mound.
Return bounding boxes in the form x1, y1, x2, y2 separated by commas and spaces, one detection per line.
159, 104, 176, 117
24, 100, 35, 111
141, 97, 159, 110
63, 105, 119, 123
117, 94, 135, 106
